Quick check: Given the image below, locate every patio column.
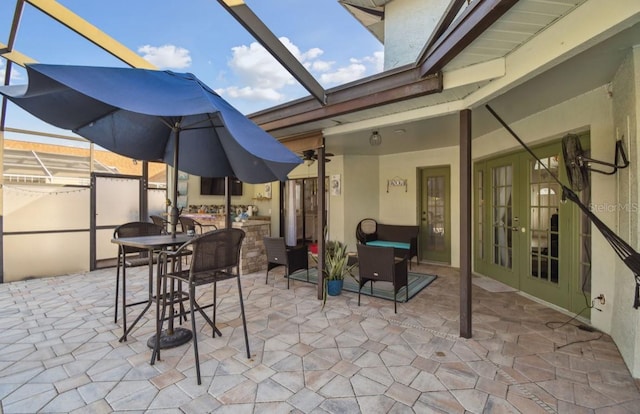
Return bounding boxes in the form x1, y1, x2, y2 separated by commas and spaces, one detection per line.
317, 143, 326, 300
460, 109, 472, 338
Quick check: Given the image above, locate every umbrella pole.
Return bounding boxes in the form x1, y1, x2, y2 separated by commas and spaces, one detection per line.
156, 122, 193, 347
170, 125, 180, 238
225, 177, 232, 229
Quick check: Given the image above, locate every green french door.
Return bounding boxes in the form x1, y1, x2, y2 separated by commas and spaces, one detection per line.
475, 139, 591, 314
419, 166, 451, 263
476, 153, 523, 285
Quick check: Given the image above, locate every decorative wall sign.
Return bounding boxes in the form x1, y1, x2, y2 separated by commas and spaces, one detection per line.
387, 176, 407, 192
331, 174, 341, 196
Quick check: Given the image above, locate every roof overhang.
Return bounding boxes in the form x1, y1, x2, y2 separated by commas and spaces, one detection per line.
249, 65, 443, 137
338, 0, 389, 42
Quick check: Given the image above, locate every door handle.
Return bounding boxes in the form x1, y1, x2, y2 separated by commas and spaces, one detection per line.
512, 226, 525, 232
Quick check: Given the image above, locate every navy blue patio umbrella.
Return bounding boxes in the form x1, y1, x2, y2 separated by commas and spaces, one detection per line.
0, 63, 301, 234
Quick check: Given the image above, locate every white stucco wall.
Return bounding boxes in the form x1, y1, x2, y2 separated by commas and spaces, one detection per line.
384, 0, 451, 70
610, 46, 640, 377
342, 155, 380, 250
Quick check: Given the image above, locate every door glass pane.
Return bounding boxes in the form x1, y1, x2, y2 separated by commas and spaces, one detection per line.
529, 156, 560, 283
492, 165, 512, 268
304, 179, 317, 243
426, 176, 445, 252
285, 177, 328, 245
294, 180, 303, 242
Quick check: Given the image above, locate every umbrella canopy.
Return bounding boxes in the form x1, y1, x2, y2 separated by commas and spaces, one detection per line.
0, 63, 301, 182
0, 63, 302, 234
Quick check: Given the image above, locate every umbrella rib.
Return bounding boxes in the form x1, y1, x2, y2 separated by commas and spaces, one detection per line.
159, 116, 179, 130
72, 107, 122, 132
180, 115, 223, 131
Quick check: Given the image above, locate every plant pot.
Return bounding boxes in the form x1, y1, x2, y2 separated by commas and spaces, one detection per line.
327, 279, 343, 296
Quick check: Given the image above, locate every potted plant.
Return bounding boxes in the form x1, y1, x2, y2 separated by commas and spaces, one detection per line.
322, 240, 357, 307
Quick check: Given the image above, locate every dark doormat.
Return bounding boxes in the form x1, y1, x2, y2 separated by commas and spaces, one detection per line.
288, 268, 437, 302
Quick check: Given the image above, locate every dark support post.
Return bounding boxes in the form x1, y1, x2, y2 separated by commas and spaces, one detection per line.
317, 143, 326, 300
170, 126, 180, 237
279, 181, 285, 237
225, 177, 232, 229
460, 109, 472, 338
89, 174, 97, 270
141, 161, 149, 222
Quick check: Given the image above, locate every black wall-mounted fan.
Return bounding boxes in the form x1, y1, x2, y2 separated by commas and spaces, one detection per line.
302, 149, 334, 164
562, 133, 629, 191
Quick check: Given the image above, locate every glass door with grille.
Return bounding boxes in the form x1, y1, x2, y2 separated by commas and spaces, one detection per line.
475, 139, 591, 314
420, 166, 451, 263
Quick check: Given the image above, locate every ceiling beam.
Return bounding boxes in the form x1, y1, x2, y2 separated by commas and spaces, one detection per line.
0, 42, 37, 67
280, 131, 324, 153
251, 66, 442, 132
217, 0, 327, 105
7, 0, 25, 53
25, 0, 156, 69
419, 0, 519, 77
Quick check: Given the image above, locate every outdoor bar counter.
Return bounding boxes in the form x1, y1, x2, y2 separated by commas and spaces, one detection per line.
182, 214, 270, 274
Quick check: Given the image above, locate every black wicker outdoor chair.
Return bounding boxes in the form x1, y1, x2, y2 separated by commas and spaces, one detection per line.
263, 237, 309, 289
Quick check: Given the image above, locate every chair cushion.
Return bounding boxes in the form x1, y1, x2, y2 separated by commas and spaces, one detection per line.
366, 240, 410, 250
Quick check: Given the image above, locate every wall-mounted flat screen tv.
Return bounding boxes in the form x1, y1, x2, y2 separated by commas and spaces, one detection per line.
200, 177, 243, 196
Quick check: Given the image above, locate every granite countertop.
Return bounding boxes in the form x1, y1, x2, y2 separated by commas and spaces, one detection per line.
183, 213, 220, 219
232, 220, 270, 227
182, 214, 269, 228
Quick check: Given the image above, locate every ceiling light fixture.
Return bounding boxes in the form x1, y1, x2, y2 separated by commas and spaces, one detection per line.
369, 130, 382, 146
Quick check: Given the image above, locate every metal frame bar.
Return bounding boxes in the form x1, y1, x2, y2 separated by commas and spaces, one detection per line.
217, 0, 326, 105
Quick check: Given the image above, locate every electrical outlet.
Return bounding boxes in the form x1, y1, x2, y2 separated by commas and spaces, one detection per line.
596, 294, 606, 305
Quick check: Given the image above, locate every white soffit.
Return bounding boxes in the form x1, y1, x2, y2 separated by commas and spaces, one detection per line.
338, 0, 388, 42
445, 0, 589, 70
463, 0, 640, 107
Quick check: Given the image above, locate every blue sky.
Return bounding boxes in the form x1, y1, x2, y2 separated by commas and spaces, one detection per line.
0, 0, 384, 136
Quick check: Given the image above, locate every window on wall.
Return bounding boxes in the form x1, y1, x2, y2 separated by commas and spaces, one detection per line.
200, 177, 243, 196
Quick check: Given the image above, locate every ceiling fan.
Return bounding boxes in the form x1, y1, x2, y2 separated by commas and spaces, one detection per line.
301, 149, 334, 165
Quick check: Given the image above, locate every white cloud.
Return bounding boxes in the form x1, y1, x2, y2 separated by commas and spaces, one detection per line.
138, 44, 192, 69
219, 85, 284, 101
302, 47, 323, 61
319, 58, 366, 85
217, 36, 384, 104
0, 61, 24, 83
365, 50, 385, 73
311, 60, 335, 72
228, 40, 296, 91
